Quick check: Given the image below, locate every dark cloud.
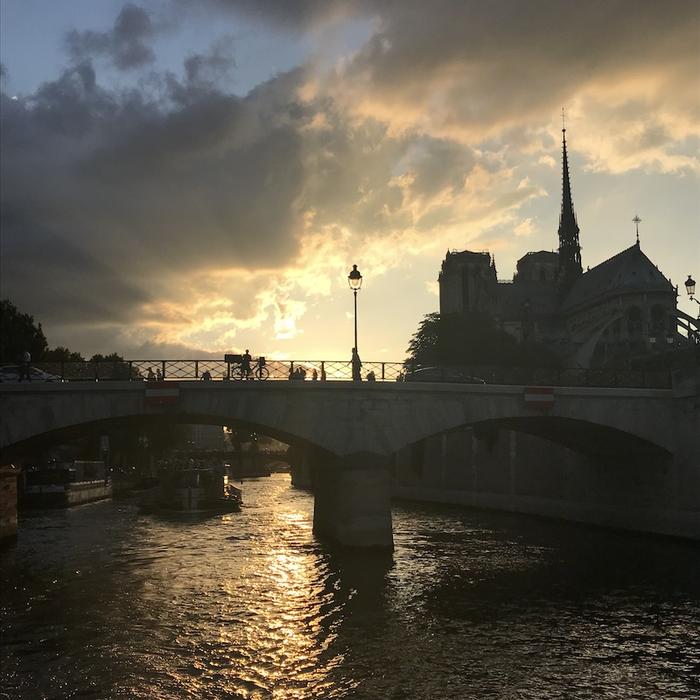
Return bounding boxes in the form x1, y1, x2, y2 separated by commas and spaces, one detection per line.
333, 0, 699, 135
208, 0, 697, 140
175, 0, 364, 30
4, 0, 696, 349
66, 3, 155, 70
0, 49, 475, 334
0, 62, 307, 325
184, 36, 236, 87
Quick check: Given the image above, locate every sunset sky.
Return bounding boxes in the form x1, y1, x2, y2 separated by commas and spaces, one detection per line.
1, 0, 698, 361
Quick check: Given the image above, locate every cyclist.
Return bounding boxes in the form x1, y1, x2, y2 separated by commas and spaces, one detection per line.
241, 349, 252, 379
256, 356, 266, 378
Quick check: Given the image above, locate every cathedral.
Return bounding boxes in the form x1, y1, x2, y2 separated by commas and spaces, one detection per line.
438, 125, 698, 368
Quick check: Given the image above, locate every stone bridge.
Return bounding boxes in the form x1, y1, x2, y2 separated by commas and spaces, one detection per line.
1, 378, 697, 547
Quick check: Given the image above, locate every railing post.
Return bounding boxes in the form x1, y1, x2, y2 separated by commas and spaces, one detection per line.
381, 362, 385, 380
94, 361, 99, 382
227, 361, 231, 380
162, 360, 167, 380
129, 360, 133, 381
290, 361, 294, 380
320, 361, 325, 381
60, 361, 65, 382
195, 361, 199, 379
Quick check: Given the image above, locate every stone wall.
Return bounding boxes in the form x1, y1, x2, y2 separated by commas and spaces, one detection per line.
0, 465, 18, 541
392, 426, 700, 540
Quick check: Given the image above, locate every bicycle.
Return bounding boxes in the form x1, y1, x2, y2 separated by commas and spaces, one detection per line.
229, 355, 269, 380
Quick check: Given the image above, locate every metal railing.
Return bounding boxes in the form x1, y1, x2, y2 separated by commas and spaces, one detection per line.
6, 360, 673, 388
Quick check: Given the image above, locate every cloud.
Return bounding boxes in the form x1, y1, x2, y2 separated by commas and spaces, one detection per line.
66, 3, 156, 70
0, 45, 550, 354
300, 0, 700, 172
183, 36, 236, 88
513, 218, 535, 237
175, 0, 362, 31
2, 0, 697, 357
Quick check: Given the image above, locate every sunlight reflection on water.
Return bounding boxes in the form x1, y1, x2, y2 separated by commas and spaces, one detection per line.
1, 473, 699, 699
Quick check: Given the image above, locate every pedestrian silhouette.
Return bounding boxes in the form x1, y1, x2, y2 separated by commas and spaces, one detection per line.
18, 350, 31, 382
147, 367, 156, 382
351, 347, 362, 381
156, 368, 163, 381
242, 349, 252, 379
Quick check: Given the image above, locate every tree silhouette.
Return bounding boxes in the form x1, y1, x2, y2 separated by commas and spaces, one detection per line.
406, 312, 561, 368
0, 299, 48, 362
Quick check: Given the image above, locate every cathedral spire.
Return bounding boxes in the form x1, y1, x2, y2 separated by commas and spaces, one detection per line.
557, 113, 582, 294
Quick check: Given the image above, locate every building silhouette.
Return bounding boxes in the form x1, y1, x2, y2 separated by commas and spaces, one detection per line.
439, 125, 698, 368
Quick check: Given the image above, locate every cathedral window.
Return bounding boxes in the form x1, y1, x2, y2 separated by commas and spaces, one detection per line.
626, 307, 643, 337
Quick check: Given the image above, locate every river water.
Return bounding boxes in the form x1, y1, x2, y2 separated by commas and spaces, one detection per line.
1, 473, 699, 699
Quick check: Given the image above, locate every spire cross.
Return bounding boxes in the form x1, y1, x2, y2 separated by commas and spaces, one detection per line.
561, 107, 567, 132
633, 214, 642, 244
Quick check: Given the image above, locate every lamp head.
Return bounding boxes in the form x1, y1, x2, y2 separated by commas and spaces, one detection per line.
348, 264, 363, 290
685, 275, 696, 298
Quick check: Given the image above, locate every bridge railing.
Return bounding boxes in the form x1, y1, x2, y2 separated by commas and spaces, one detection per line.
18, 361, 672, 388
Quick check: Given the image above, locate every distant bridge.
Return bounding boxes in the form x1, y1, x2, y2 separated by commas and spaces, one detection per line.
3, 373, 696, 547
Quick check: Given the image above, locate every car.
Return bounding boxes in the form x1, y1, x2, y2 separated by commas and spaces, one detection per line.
0, 365, 62, 383
405, 366, 486, 384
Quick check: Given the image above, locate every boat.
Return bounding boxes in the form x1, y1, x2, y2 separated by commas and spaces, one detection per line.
141, 466, 241, 515
20, 461, 112, 508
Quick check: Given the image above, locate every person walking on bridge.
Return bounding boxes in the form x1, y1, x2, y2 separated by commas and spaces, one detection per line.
351, 347, 362, 381
18, 351, 31, 382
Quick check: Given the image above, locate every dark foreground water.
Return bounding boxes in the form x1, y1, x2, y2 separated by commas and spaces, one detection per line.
1, 474, 699, 699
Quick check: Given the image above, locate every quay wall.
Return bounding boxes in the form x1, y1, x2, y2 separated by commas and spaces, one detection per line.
391, 424, 700, 540
0, 465, 18, 541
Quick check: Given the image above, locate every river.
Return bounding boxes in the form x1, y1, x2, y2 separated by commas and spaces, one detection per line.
1, 473, 699, 699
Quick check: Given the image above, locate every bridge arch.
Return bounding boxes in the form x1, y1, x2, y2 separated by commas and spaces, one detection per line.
1, 410, 331, 464
440, 415, 670, 459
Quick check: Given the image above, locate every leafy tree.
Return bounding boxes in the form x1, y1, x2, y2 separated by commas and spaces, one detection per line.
0, 299, 48, 363
90, 352, 125, 362
406, 312, 561, 368
43, 346, 85, 362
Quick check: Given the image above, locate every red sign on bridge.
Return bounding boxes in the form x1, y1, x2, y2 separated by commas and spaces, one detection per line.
144, 382, 180, 406
523, 386, 554, 409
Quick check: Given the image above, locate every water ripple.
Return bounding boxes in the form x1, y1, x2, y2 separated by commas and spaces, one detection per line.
2, 474, 699, 699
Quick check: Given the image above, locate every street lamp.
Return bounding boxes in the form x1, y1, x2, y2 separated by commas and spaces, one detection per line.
685, 274, 700, 322
348, 264, 363, 352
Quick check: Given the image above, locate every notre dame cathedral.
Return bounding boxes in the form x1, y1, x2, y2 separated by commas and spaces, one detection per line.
438, 126, 699, 368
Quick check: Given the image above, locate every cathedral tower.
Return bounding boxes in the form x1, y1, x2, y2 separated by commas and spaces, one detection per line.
557, 124, 582, 294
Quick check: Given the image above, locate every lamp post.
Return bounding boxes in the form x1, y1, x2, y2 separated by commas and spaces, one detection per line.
348, 264, 363, 352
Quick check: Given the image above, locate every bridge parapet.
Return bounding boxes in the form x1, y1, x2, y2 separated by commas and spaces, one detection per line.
10, 359, 673, 389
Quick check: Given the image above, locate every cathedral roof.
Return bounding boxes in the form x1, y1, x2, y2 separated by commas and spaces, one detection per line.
517, 251, 559, 264
500, 279, 560, 318
562, 244, 674, 312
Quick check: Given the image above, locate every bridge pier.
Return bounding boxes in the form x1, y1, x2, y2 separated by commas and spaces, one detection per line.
313, 453, 394, 549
